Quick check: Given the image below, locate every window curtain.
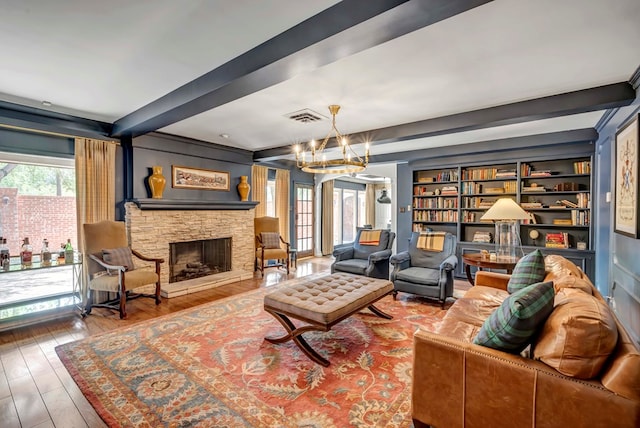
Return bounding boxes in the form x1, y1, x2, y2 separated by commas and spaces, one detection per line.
365, 183, 375, 226
321, 180, 334, 255
75, 137, 116, 305
251, 165, 268, 218
275, 168, 290, 242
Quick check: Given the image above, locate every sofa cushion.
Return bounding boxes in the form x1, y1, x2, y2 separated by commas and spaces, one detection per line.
507, 249, 546, 293
332, 259, 368, 275
552, 275, 594, 295
473, 281, 555, 353
533, 288, 618, 379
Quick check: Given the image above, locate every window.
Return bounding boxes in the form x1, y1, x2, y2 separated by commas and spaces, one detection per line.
333, 187, 366, 245
0, 152, 77, 307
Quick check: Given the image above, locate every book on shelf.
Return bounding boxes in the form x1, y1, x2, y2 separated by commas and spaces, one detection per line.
553, 218, 574, 225
495, 169, 516, 178
521, 212, 537, 224
530, 170, 553, 177
557, 199, 579, 208
472, 231, 493, 243
440, 186, 458, 195
484, 187, 505, 194
522, 186, 546, 192
521, 202, 543, 209
545, 232, 569, 249
573, 161, 591, 174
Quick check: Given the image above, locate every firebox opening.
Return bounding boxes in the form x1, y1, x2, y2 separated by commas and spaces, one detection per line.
169, 237, 231, 283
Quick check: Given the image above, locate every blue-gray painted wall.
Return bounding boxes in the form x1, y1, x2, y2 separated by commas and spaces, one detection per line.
595, 86, 640, 344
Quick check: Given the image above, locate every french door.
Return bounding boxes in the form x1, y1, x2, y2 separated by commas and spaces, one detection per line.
294, 183, 314, 258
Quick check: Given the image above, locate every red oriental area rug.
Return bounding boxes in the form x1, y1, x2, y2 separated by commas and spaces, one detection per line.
56, 278, 448, 427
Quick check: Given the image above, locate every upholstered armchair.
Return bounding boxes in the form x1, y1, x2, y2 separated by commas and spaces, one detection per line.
255, 216, 290, 277
390, 231, 457, 307
83, 220, 163, 319
331, 229, 395, 280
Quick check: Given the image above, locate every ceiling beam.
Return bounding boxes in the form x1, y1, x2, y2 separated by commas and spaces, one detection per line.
111, 0, 493, 138
253, 82, 635, 161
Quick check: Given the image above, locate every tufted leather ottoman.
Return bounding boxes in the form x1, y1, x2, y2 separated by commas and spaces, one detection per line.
264, 272, 394, 366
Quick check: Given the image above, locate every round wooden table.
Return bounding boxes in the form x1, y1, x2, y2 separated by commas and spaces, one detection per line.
462, 253, 519, 285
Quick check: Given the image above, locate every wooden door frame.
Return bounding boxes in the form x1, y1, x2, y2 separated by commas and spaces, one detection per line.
294, 183, 314, 258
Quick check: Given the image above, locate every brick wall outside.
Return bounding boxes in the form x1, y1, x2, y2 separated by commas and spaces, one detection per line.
0, 188, 77, 256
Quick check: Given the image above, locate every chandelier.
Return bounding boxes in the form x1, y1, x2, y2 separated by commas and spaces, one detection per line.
295, 105, 370, 174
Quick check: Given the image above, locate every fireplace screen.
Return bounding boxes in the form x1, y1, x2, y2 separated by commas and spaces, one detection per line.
169, 237, 232, 283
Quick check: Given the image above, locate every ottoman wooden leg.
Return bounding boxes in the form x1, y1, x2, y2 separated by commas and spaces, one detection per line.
264, 308, 330, 367
368, 303, 393, 320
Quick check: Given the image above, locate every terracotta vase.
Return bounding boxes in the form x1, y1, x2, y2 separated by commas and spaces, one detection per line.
237, 175, 250, 201
148, 166, 166, 199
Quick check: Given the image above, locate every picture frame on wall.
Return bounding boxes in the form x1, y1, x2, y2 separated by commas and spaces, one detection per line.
171, 165, 230, 191
614, 113, 640, 239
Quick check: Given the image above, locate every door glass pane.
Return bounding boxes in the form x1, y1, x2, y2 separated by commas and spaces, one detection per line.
343, 189, 356, 243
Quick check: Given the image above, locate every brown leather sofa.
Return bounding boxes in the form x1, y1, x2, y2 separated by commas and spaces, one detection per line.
412, 255, 640, 428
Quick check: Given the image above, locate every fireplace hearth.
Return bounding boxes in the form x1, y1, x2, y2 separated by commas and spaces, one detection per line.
169, 237, 232, 283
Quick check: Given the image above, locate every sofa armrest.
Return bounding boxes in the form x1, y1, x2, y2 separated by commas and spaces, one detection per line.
369, 249, 391, 263
332, 246, 354, 261
439, 254, 458, 271
474, 271, 510, 291
390, 251, 410, 265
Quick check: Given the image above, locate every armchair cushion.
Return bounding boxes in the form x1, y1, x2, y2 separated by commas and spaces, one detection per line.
89, 269, 160, 293
395, 267, 440, 285
102, 247, 135, 274
332, 259, 369, 276
473, 280, 554, 353
260, 232, 281, 249
507, 249, 546, 293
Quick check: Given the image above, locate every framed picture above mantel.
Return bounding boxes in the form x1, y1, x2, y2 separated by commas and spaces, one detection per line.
171, 165, 230, 191
614, 113, 640, 239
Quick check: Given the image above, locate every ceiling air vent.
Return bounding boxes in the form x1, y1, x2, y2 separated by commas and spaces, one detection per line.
285, 108, 326, 123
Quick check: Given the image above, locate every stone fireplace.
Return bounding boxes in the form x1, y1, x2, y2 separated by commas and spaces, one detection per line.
124, 202, 255, 296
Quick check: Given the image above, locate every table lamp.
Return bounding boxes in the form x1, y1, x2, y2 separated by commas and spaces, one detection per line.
480, 198, 529, 262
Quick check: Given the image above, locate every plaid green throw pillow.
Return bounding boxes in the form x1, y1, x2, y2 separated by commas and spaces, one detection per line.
507, 249, 546, 293
260, 232, 281, 249
473, 281, 555, 353
102, 247, 135, 274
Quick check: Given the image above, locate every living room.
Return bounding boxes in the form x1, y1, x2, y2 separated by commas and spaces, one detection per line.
1, 1, 640, 426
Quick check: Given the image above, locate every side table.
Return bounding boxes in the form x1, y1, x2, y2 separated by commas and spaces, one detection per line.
461, 253, 518, 285
289, 248, 297, 270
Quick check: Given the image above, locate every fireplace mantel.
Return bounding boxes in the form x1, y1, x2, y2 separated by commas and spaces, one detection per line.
130, 198, 259, 210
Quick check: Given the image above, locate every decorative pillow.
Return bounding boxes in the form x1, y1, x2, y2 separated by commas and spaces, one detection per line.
102, 247, 135, 274
533, 288, 618, 379
473, 281, 555, 353
260, 232, 281, 249
507, 249, 546, 293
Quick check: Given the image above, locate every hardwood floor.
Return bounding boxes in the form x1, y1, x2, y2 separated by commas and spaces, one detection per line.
0, 257, 469, 427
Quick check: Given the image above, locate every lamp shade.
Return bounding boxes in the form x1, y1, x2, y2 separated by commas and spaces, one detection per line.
481, 198, 529, 221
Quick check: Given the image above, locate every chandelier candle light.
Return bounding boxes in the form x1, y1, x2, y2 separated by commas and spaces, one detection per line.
480, 198, 530, 262
295, 105, 370, 174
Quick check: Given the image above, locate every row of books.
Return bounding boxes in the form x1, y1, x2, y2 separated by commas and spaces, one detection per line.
413, 197, 458, 209
460, 181, 517, 194
463, 198, 499, 209
462, 168, 515, 180
573, 161, 591, 174
416, 169, 459, 183
413, 210, 458, 222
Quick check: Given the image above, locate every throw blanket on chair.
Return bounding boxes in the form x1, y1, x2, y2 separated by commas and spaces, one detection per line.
417, 231, 447, 251
359, 230, 382, 246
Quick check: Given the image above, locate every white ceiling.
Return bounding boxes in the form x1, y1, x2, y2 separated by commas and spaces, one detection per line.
1, 0, 639, 162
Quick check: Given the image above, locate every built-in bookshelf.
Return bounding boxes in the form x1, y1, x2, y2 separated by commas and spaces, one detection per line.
412, 157, 592, 253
